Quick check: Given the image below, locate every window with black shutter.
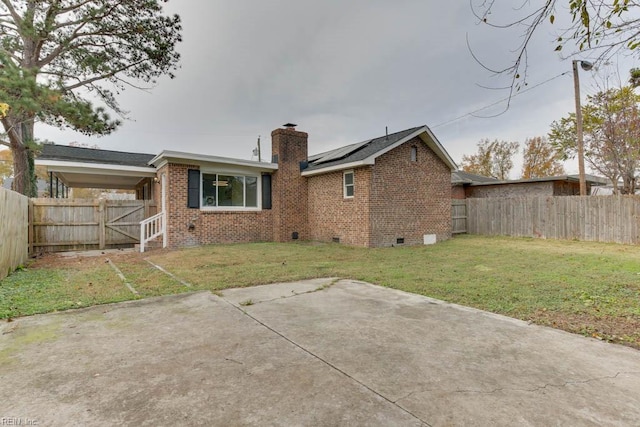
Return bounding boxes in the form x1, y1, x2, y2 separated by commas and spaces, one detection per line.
262, 174, 272, 209
187, 169, 200, 208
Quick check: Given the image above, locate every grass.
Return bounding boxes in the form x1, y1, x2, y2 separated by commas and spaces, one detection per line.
1, 235, 639, 348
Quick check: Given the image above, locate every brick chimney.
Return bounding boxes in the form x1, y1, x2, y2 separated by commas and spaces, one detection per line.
271, 125, 308, 242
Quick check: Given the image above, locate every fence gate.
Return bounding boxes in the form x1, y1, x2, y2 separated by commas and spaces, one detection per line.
452, 200, 467, 234
30, 199, 157, 253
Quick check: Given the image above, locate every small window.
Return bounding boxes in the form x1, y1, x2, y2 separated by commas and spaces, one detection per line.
343, 171, 354, 198
411, 146, 417, 162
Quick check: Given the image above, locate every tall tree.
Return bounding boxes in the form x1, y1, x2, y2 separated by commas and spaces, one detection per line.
521, 136, 565, 179
0, 1, 182, 196
472, 1, 640, 94
549, 86, 640, 194
461, 138, 519, 180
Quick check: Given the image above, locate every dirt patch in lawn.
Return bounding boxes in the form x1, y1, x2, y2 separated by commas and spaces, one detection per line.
30, 249, 149, 269
530, 310, 640, 349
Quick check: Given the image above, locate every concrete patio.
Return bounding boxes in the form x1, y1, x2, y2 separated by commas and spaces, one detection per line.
1, 279, 639, 426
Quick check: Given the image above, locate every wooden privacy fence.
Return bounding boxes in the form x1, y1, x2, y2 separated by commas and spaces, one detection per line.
30, 199, 157, 253
0, 187, 29, 280
451, 200, 467, 234
465, 196, 640, 245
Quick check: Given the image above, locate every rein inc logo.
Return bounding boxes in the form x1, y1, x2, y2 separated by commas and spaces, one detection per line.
0, 418, 38, 426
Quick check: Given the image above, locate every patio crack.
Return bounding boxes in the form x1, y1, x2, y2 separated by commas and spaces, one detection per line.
221, 297, 432, 427
393, 371, 640, 403
244, 279, 341, 306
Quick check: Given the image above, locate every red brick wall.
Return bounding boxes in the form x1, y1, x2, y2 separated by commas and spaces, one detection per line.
466, 181, 553, 198
165, 163, 273, 248
307, 168, 372, 246
307, 137, 452, 247
451, 185, 466, 200
271, 128, 308, 242
370, 138, 452, 246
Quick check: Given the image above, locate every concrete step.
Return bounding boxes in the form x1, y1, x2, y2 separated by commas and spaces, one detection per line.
134, 239, 164, 252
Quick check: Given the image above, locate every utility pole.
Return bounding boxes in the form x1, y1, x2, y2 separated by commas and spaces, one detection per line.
257, 136, 261, 162
252, 136, 262, 162
573, 59, 593, 196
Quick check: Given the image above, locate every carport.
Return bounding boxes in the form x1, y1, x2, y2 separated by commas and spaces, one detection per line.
32, 144, 163, 252
35, 143, 157, 199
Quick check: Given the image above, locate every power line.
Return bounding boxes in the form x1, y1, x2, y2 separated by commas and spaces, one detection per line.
431, 72, 571, 129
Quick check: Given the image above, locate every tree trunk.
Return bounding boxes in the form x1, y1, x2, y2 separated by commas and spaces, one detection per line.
4, 116, 37, 197
622, 175, 636, 195
10, 139, 29, 195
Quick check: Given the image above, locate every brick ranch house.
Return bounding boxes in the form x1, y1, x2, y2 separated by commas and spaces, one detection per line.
37, 125, 457, 248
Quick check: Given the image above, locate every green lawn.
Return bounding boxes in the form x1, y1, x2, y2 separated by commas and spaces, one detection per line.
2, 235, 639, 348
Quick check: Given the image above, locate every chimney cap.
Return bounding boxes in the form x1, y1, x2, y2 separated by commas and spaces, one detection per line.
283, 123, 297, 129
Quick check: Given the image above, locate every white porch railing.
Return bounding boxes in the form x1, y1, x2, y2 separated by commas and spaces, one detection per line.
139, 211, 166, 253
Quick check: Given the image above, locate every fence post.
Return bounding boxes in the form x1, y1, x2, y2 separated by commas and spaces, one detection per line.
98, 199, 106, 250
28, 199, 34, 256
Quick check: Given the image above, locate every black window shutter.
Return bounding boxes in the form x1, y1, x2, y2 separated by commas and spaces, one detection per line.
187, 169, 200, 208
262, 174, 272, 209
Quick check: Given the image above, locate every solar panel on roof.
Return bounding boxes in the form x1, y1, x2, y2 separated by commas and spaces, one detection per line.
313, 139, 372, 164
307, 152, 325, 162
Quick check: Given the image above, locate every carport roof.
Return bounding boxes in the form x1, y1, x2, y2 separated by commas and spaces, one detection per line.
36, 144, 157, 189
39, 144, 155, 167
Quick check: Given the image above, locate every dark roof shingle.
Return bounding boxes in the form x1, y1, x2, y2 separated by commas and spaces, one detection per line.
38, 144, 155, 167
451, 170, 499, 184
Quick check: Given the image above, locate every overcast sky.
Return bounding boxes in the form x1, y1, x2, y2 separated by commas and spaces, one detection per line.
34, 1, 638, 177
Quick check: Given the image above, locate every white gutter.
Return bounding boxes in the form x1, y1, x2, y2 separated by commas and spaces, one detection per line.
150, 150, 278, 171
301, 159, 376, 176
35, 159, 157, 176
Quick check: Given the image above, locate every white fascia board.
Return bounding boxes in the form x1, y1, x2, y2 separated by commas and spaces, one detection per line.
35, 159, 157, 177
421, 126, 458, 170
150, 150, 278, 171
301, 159, 374, 176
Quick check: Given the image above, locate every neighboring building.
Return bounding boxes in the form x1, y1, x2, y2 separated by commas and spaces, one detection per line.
451, 171, 498, 199
452, 172, 608, 198
2, 177, 49, 197
36, 125, 457, 248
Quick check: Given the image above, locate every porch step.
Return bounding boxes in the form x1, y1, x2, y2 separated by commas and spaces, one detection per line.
134, 239, 163, 252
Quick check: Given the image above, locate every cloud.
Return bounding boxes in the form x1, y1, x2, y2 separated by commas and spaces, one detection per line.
34, 0, 637, 178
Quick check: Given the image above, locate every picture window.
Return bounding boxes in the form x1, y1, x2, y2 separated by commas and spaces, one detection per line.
201, 173, 258, 209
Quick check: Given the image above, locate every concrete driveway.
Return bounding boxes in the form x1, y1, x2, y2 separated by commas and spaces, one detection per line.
1, 279, 639, 426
